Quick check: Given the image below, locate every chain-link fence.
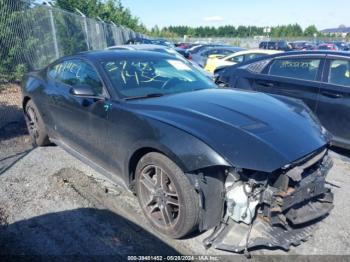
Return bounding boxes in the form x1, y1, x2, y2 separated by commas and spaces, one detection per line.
0, 0, 146, 137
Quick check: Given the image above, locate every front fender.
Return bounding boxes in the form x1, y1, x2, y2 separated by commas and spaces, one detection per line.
125, 119, 230, 177
125, 120, 230, 231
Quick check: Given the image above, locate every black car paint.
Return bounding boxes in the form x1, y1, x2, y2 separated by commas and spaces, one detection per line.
217, 51, 350, 149
22, 50, 329, 232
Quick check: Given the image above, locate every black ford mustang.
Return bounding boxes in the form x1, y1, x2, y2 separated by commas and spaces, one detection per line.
22, 50, 334, 253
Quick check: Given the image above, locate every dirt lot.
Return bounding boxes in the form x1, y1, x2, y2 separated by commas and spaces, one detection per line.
1, 87, 350, 261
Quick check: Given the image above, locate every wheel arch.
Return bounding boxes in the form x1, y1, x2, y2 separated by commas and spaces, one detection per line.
127, 146, 161, 189
22, 96, 31, 111
126, 143, 189, 190
126, 139, 230, 232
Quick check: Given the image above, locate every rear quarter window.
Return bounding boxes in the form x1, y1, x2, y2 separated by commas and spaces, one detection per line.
328, 59, 350, 87
268, 58, 320, 81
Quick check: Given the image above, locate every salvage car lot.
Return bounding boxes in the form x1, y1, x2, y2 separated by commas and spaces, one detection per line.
1, 122, 350, 259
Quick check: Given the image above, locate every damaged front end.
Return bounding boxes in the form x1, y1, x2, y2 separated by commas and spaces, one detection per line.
204, 148, 334, 253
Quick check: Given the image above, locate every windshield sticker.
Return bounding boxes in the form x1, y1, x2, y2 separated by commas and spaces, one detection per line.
167, 60, 191, 71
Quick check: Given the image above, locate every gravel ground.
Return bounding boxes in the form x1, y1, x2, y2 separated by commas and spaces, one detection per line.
1, 89, 350, 260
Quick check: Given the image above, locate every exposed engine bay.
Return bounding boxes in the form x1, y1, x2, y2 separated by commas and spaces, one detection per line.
204, 148, 334, 253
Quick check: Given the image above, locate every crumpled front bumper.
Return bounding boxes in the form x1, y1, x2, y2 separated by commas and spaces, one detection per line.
204, 191, 333, 252
204, 149, 334, 253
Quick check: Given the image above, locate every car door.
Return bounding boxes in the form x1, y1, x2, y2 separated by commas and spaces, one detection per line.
316, 57, 350, 147
252, 55, 325, 112
46, 59, 111, 163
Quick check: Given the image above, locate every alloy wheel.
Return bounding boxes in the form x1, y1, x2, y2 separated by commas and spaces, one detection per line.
138, 164, 180, 229
26, 106, 39, 140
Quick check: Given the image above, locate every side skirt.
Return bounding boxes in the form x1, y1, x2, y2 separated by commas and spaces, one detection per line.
50, 138, 129, 191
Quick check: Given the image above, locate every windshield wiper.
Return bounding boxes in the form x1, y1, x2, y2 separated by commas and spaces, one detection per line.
124, 93, 164, 100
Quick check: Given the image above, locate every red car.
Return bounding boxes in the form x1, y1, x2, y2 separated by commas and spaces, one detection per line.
317, 43, 339, 51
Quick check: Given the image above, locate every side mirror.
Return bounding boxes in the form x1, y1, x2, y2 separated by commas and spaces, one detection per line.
69, 85, 104, 99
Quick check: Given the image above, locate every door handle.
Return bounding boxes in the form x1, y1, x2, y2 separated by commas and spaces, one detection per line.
257, 81, 274, 87
321, 91, 343, 99
51, 95, 60, 103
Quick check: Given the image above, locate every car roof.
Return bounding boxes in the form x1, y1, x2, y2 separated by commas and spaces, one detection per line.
252, 50, 350, 60
220, 50, 350, 72
225, 49, 282, 58
107, 44, 169, 51
204, 46, 243, 50
72, 50, 175, 61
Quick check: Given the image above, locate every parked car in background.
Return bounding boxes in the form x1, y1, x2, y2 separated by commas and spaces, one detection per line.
22, 50, 334, 253
290, 41, 316, 51
151, 38, 176, 48
125, 37, 153, 45
108, 44, 180, 56
302, 43, 317, 50
204, 49, 282, 73
107, 44, 212, 79
125, 37, 175, 48
187, 44, 228, 54
290, 41, 309, 50
174, 47, 192, 60
216, 51, 350, 149
192, 46, 244, 67
175, 42, 197, 49
259, 40, 292, 51
333, 41, 349, 51
317, 43, 339, 51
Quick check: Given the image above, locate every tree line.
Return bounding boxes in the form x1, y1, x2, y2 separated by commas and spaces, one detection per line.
150, 24, 320, 38
54, 0, 147, 33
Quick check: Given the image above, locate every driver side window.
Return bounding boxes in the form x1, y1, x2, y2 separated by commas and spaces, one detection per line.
55, 59, 104, 95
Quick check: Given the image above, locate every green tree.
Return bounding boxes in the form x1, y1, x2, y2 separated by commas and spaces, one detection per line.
0, 0, 33, 83
54, 0, 146, 32
304, 25, 318, 36
157, 24, 312, 38
53, 0, 101, 17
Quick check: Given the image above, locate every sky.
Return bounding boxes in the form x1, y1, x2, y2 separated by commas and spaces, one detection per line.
120, 0, 348, 30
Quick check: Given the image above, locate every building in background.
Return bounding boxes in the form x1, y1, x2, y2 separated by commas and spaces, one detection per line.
321, 25, 350, 37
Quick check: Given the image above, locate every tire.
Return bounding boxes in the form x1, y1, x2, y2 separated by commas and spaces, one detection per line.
135, 152, 199, 238
24, 100, 50, 146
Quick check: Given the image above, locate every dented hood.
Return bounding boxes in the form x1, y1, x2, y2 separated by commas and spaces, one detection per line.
129, 88, 328, 172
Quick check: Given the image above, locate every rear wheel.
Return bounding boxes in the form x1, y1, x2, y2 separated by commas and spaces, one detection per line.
24, 100, 50, 146
135, 152, 199, 238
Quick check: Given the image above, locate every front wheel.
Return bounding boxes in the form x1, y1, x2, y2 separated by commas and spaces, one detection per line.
135, 152, 200, 238
24, 100, 50, 146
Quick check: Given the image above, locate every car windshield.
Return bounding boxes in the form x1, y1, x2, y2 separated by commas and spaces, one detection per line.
101, 57, 216, 98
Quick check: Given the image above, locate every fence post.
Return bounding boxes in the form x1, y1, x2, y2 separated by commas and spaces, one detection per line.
43, 2, 59, 59
75, 8, 90, 50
